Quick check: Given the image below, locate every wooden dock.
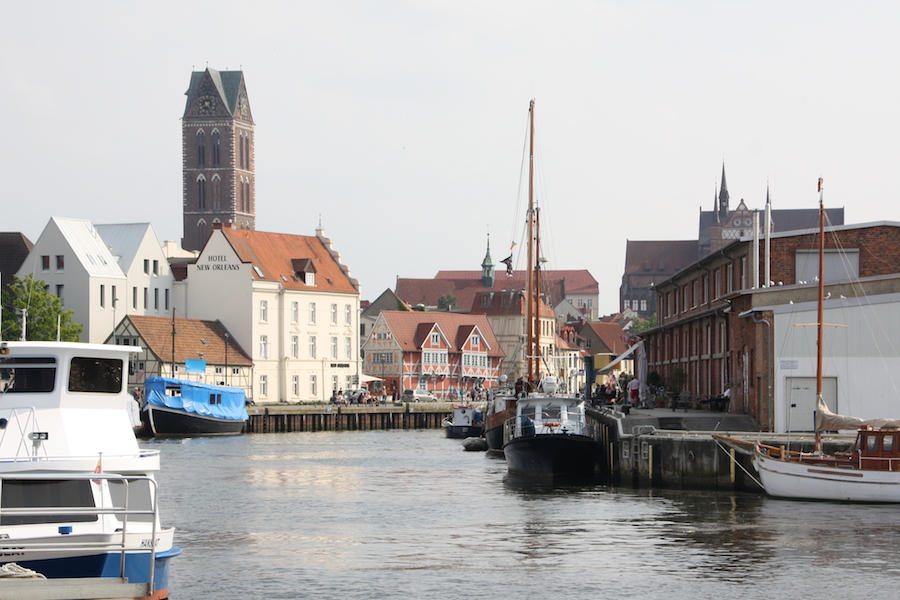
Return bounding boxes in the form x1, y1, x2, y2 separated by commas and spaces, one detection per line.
245, 403, 465, 433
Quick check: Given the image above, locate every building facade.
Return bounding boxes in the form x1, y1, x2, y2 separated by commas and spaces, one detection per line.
182, 68, 256, 252
19, 218, 174, 343
182, 224, 361, 403
362, 310, 505, 399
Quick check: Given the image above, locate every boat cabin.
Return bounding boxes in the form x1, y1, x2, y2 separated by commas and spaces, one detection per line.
514, 398, 589, 436
857, 429, 900, 471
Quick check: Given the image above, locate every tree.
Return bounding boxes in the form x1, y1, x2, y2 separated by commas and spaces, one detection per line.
630, 313, 657, 335
1, 274, 83, 341
437, 293, 458, 310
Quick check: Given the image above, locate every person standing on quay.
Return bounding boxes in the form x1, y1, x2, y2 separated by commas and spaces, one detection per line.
628, 377, 640, 406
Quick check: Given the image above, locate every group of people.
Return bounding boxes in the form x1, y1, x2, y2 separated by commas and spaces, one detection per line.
330, 389, 380, 405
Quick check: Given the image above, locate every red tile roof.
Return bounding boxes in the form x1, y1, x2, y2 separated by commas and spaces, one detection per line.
583, 321, 630, 354
124, 315, 252, 365
435, 269, 598, 294
396, 276, 566, 311
378, 310, 505, 356
468, 289, 556, 318
221, 228, 358, 293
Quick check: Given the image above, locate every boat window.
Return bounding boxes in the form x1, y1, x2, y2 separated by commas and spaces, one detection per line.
884, 435, 895, 453
520, 404, 537, 421
0, 480, 97, 525
68, 357, 122, 393
566, 407, 582, 422
108, 478, 154, 523
542, 405, 562, 421
0, 357, 56, 393
209, 393, 222, 405
866, 435, 879, 452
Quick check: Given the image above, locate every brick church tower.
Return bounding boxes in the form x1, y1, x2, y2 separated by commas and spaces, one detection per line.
181, 67, 256, 251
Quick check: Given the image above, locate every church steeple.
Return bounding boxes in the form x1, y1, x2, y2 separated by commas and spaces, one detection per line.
717, 163, 730, 223
181, 67, 256, 252
481, 234, 495, 288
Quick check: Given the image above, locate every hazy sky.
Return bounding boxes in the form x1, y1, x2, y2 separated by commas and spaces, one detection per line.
3, 1, 899, 314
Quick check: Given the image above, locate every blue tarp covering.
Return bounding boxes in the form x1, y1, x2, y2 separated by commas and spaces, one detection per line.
144, 377, 248, 421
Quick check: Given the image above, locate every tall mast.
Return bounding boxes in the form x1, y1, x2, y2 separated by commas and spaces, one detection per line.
815, 177, 825, 451
525, 100, 536, 383
533, 207, 542, 383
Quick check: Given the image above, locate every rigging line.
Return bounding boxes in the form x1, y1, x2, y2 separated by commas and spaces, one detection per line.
509, 107, 534, 265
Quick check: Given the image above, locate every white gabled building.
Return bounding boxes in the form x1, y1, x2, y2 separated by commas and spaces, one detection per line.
183, 223, 362, 403
18, 217, 174, 343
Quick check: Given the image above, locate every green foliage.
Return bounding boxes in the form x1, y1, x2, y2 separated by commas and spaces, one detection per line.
1, 274, 83, 341
396, 299, 411, 311
631, 313, 657, 335
669, 367, 687, 392
437, 293, 457, 310
647, 370, 664, 388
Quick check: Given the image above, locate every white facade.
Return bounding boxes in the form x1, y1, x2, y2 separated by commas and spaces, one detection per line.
184, 228, 361, 403
772, 292, 900, 432
18, 218, 174, 343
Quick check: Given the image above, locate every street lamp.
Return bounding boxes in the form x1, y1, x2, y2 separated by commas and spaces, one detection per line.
224, 332, 229, 386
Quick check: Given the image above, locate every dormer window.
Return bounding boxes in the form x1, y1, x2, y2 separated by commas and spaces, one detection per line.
291, 258, 317, 286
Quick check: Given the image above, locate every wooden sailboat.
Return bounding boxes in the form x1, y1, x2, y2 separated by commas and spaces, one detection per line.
716, 178, 900, 502
499, 101, 603, 477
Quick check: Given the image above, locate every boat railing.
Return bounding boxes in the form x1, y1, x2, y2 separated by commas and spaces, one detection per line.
503, 416, 600, 444
0, 472, 159, 591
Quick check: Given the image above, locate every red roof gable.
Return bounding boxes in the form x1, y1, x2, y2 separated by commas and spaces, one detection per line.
435, 269, 598, 295
125, 315, 252, 365
378, 311, 504, 356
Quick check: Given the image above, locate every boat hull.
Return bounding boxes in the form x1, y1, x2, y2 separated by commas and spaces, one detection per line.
144, 404, 246, 437
445, 425, 484, 439
503, 434, 602, 478
484, 409, 514, 453
755, 453, 900, 502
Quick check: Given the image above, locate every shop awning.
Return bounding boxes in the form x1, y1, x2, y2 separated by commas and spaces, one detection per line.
597, 341, 642, 373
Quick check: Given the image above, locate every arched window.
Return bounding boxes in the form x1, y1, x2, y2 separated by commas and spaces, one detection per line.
244, 179, 250, 212
197, 130, 206, 167
197, 174, 207, 210
212, 130, 220, 167
239, 132, 245, 170
211, 174, 221, 210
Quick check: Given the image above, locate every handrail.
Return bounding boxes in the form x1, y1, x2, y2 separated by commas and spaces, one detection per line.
0, 472, 159, 592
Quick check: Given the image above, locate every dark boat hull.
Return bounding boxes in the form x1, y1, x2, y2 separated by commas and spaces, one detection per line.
484, 408, 515, 453
503, 434, 602, 478
445, 425, 485, 439
144, 404, 246, 437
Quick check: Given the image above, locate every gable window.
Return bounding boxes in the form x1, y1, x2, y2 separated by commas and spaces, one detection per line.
430, 333, 439, 345
153, 260, 159, 276
41, 255, 50, 271
143, 259, 149, 275
56, 255, 64, 270
132, 287, 138, 309
472, 335, 480, 348
259, 300, 268, 322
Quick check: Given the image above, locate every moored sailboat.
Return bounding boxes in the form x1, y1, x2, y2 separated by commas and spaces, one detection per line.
716, 179, 900, 502
499, 101, 602, 477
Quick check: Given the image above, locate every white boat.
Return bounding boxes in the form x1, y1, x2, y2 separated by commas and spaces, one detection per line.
717, 179, 900, 502
0, 340, 180, 598
441, 405, 484, 439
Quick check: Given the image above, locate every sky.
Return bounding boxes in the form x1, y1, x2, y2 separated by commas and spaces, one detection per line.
3, 1, 900, 315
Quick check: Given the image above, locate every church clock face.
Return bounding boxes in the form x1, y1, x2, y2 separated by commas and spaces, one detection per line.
198, 95, 217, 115
239, 96, 249, 118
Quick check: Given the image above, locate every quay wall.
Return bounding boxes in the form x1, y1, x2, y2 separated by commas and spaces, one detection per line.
246, 403, 463, 433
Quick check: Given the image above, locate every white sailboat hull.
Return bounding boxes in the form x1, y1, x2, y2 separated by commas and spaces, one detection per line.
755, 453, 900, 502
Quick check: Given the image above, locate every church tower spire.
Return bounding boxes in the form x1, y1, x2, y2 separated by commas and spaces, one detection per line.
481, 234, 495, 288
181, 67, 256, 252
717, 163, 730, 223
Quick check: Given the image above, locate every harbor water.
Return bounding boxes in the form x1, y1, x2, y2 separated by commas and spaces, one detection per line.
148, 430, 900, 599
